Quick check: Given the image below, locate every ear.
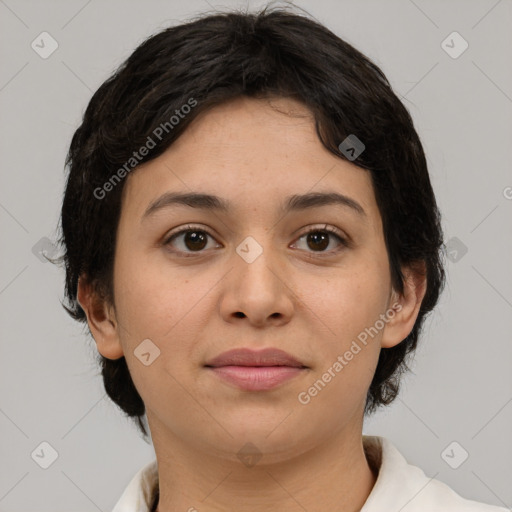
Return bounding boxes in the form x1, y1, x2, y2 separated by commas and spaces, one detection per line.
381, 262, 427, 349
77, 275, 124, 360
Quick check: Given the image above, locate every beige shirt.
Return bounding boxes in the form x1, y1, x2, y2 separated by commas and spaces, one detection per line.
112, 435, 508, 512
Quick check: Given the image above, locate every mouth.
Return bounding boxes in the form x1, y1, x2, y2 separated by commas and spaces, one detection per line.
204, 347, 308, 391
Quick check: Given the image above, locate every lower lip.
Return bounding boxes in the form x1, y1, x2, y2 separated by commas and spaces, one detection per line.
206, 365, 305, 391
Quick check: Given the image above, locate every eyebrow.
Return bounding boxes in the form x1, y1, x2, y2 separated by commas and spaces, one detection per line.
142, 191, 367, 220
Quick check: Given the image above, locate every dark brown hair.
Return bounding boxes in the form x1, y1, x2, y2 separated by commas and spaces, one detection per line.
56, 4, 446, 439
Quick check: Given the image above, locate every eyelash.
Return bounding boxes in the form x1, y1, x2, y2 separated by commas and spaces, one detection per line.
162, 224, 349, 258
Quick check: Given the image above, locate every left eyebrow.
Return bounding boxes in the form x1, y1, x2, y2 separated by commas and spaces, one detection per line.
285, 191, 366, 218
142, 191, 367, 220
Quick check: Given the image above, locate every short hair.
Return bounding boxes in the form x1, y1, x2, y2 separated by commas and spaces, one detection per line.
56, 4, 446, 439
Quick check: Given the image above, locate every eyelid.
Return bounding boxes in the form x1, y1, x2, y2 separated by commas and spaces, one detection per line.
295, 223, 347, 241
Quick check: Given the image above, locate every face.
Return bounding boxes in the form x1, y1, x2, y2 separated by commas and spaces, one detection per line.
82, 96, 420, 463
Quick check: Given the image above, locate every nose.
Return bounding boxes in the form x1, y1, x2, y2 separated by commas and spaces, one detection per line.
219, 236, 295, 327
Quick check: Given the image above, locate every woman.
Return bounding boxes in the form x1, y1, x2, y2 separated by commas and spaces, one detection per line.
56, 5, 506, 511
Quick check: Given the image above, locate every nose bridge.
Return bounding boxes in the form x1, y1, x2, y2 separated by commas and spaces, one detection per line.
221, 230, 293, 323
234, 232, 282, 290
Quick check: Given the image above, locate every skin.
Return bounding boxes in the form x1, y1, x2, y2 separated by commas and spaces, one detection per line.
78, 96, 426, 512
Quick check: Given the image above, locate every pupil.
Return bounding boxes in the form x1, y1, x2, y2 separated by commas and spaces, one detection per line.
185, 231, 207, 251
308, 232, 329, 251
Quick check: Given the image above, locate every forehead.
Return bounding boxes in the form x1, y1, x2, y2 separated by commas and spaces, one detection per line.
121, 96, 379, 226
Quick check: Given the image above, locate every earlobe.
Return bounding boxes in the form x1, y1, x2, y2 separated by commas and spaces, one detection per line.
77, 275, 124, 360
381, 262, 427, 349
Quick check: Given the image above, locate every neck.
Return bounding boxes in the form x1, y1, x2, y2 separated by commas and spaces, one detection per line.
150, 423, 378, 512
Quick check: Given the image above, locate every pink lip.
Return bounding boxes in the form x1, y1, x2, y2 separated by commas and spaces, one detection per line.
204, 348, 308, 391
208, 366, 305, 391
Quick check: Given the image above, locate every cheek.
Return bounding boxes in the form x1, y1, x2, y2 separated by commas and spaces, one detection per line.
294, 268, 387, 420
111, 254, 209, 404
112, 249, 221, 346
298, 256, 391, 400
114, 267, 182, 339
305, 263, 390, 341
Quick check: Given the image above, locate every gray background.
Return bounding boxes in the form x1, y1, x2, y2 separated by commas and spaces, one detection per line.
1, 0, 511, 510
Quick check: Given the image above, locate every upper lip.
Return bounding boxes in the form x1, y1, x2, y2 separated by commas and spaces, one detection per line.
204, 348, 307, 368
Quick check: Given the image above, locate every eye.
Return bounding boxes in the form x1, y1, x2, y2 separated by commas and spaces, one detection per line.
163, 225, 220, 257
291, 224, 348, 254
163, 224, 349, 257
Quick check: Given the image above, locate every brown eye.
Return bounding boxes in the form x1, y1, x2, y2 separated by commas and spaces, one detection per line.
181, 230, 208, 251
164, 225, 219, 256
163, 224, 348, 258
292, 225, 348, 254
305, 231, 330, 251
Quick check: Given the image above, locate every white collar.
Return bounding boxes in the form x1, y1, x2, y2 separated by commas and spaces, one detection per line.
112, 435, 506, 512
